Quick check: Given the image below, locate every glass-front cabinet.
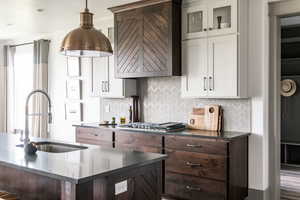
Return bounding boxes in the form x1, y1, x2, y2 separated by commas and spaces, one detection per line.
182, 5, 208, 40
182, 0, 237, 40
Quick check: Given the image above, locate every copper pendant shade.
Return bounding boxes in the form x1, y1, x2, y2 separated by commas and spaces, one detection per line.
60, 0, 113, 57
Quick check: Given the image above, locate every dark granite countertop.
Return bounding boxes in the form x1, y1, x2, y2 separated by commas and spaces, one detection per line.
73, 123, 250, 140
0, 133, 166, 184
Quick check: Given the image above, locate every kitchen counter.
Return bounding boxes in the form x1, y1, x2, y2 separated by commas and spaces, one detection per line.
73, 123, 250, 140
0, 133, 166, 184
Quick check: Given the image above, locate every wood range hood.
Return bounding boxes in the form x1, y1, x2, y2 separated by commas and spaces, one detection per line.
108, 0, 182, 79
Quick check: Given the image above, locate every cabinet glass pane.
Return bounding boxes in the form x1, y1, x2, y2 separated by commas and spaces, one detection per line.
187, 11, 203, 33
213, 6, 231, 30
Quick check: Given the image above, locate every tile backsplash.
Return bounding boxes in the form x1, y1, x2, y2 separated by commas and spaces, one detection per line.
100, 77, 251, 132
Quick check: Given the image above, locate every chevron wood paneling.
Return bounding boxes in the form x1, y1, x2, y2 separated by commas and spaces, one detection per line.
143, 4, 169, 73
116, 18, 142, 75
111, 0, 182, 78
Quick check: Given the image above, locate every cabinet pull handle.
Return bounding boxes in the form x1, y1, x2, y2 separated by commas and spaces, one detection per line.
106, 81, 109, 92
89, 133, 98, 137
186, 186, 202, 191
101, 81, 105, 93
209, 76, 213, 91
203, 77, 207, 91
186, 162, 202, 167
186, 144, 202, 148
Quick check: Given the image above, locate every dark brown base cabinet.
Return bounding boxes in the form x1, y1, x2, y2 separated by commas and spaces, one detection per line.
76, 127, 249, 200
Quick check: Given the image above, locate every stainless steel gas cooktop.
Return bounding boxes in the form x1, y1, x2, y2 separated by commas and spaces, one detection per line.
117, 122, 186, 133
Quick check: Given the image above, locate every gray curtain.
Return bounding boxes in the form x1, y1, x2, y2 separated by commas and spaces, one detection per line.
0, 46, 8, 132
2, 45, 15, 133
31, 40, 50, 138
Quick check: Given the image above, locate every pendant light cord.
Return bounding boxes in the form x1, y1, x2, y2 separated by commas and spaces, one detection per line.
86, 0, 88, 9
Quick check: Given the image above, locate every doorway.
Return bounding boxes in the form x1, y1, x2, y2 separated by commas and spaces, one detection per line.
280, 15, 300, 200
269, 1, 300, 200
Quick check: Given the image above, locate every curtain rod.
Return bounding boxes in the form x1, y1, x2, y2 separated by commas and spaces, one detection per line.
9, 42, 33, 48
9, 40, 51, 48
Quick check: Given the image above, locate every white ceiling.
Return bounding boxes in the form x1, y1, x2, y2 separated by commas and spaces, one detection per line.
0, 0, 138, 40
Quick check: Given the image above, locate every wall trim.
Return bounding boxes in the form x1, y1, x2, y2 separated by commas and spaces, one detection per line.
247, 188, 270, 200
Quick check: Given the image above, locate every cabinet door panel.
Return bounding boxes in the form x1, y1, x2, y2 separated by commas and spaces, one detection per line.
207, 0, 237, 37
208, 34, 237, 97
182, 5, 208, 40
182, 39, 208, 98
91, 57, 109, 97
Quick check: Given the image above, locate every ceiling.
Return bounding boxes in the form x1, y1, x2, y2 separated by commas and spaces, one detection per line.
0, 0, 138, 40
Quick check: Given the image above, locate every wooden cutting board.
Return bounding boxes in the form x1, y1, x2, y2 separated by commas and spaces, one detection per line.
188, 105, 221, 131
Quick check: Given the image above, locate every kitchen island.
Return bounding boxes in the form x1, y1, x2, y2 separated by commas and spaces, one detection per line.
0, 133, 166, 200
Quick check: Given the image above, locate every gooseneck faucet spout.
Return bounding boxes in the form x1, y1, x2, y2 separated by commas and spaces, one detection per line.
24, 90, 52, 146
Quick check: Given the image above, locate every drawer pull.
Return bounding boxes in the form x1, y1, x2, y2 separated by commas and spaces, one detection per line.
186, 144, 202, 148
89, 133, 98, 137
186, 162, 202, 167
186, 186, 201, 191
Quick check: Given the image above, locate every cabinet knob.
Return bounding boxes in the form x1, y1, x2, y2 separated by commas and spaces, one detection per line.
209, 27, 213, 31
203, 28, 207, 31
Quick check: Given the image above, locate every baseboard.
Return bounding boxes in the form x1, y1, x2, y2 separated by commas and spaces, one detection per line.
246, 188, 270, 200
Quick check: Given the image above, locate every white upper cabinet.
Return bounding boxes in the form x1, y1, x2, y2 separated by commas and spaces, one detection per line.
182, 39, 208, 98
207, 35, 238, 97
181, 0, 248, 98
182, 5, 208, 40
91, 20, 137, 98
182, 0, 238, 40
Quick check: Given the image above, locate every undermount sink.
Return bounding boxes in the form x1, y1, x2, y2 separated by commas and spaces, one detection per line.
16, 142, 88, 153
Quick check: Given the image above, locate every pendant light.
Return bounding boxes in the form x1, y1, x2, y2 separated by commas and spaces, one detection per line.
60, 0, 113, 57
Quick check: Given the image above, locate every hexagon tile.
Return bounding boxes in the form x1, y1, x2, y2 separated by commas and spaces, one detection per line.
100, 77, 251, 132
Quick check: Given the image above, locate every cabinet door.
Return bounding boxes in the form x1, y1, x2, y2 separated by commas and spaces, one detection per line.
182, 5, 208, 40
207, 0, 237, 37
115, 10, 143, 78
91, 57, 109, 97
207, 34, 237, 97
181, 39, 208, 98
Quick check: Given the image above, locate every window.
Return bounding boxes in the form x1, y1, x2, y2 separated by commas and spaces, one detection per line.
9, 44, 34, 130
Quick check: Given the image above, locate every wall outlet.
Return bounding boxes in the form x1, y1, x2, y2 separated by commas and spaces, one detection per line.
105, 104, 110, 113
115, 180, 127, 195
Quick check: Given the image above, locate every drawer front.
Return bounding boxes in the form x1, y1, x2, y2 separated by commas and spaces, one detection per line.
115, 131, 162, 148
76, 127, 113, 146
165, 135, 227, 155
165, 149, 227, 181
165, 172, 226, 200
115, 144, 162, 154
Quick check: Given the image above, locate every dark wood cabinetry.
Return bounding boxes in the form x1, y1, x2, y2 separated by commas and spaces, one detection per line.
75, 127, 248, 200
164, 135, 248, 200
115, 131, 163, 153
76, 127, 114, 148
109, 0, 182, 78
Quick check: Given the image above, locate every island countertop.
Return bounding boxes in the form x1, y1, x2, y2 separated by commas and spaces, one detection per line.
0, 133, 166, 184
